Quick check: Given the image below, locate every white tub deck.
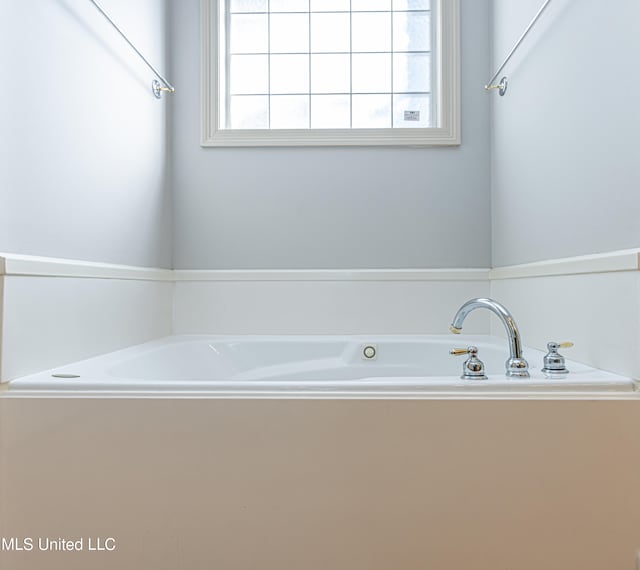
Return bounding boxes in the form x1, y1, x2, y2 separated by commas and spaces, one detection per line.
5, 335, 637, 398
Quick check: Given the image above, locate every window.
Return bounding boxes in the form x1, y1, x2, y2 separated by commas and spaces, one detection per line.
201, 0, 459, 146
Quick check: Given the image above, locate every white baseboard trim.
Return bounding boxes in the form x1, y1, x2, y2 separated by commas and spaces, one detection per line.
490, 249, 640, 281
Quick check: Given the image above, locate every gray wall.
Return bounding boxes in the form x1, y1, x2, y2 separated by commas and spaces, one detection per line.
0, 0, 172, 268
170, 0, 491, 270
5, 1, 633, 272
491, 0, 640, 267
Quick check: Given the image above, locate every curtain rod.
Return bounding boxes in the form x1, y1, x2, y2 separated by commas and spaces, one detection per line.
485, 0, 553, 96
89, 0, 175, 99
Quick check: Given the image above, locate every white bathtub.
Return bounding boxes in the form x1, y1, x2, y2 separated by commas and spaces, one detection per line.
6, 335, 636, 397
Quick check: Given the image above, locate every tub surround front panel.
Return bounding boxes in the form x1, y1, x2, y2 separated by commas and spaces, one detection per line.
0, 275, 4, 383
3, 398, 640, 570
172, 275, 491, 335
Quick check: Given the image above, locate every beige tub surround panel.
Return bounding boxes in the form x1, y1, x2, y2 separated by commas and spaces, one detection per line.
1, 398, 640, 570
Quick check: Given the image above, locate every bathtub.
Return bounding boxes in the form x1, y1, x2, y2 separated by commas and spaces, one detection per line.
6, 335, 636, 397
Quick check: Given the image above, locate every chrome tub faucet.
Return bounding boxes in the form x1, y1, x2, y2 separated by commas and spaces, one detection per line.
450, 298, 529, 378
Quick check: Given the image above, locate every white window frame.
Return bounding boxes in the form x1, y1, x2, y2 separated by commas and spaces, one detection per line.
201, 0, 460, 147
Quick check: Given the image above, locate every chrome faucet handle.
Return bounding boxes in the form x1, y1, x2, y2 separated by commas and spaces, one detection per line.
450, 346, 488, 380
541, 341, 573, 376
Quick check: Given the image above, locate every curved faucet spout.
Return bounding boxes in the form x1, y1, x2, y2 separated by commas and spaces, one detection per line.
450, 298, 529, 378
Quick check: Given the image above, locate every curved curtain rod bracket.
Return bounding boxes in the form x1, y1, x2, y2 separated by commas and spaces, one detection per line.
485, 77, 508, 97
152, 80, 176, 99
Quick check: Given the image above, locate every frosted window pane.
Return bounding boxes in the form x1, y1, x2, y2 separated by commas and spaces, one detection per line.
393, 0, 430, 9
270, 14, 309, 52
393, 52, 431, 92
230, 96, 269, 129
311, 95, 350, 128
352, 95, 391, 128
270, 95, 310, 129
220, 0, 445, 135
393, 12, 430, 52
352, 13, 391, 52
310, 13, 350, 53
230, 55, 269, 94
311, 54, 350, 93
271, 55, 309, 94
310, 0, 350, 11
230, 0, 268, 12
352, 0, 390, 10
230, 14, 269, 54
352, 54, 391, 93
270, 0, 309, 11
393, 94, 431, 128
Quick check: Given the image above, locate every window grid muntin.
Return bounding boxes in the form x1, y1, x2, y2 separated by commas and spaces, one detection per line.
267, 1, 271, 126
390, 7, 394, 126
224, 0, 434, 130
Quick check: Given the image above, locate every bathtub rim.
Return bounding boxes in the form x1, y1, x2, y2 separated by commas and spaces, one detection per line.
2, 385, 640, 400
3, 334, 638, 399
